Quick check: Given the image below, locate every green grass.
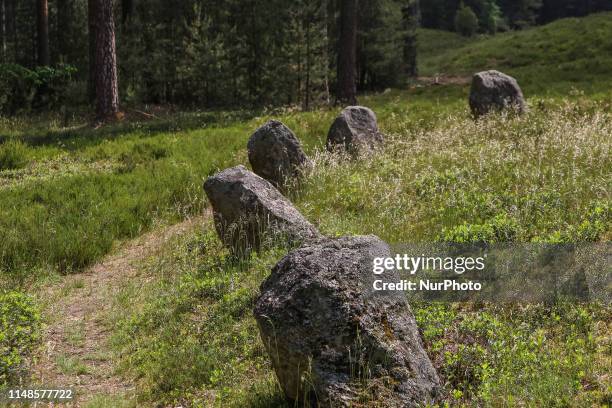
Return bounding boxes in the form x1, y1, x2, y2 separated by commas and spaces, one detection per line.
0, 89, 467, 284
0, 114, 251, 283
56, 354, 90, 376
109, 225, 288, 406
418, 12, 612, 95
417, 28, 476, 71
84, 394, 137, 408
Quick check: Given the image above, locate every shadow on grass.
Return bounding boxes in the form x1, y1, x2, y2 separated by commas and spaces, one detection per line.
0, 108, 261, 150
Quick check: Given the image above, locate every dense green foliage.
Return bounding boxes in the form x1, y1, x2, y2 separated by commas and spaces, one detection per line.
0, 291, 41, 386
414, 302, 608, 406
119, 0, 334, 108
3, 0, 609, 113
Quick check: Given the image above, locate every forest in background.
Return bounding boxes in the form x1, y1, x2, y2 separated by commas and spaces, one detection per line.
0, 0, 611, 118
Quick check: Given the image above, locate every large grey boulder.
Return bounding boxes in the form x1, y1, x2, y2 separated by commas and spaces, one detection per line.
203, 165, 320, 253
469, 70, 526, 118
247, 120, 312, 189
254, 235, 440, 407
326, 106, 384, 154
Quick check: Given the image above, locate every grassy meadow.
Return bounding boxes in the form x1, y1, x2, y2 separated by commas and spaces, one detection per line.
0, 12, 611, 407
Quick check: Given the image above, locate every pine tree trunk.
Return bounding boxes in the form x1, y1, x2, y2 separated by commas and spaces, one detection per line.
336, 0, 357, 105
36, 0, 49, 66
92, 0, 119, 121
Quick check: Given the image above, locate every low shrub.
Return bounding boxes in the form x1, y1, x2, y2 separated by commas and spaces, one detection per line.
414, 302, 605, 406
0, 64, 77, 115
0, 291, 41, 386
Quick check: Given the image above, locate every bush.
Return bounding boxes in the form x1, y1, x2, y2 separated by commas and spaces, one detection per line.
0, 64, 77, 115
0, 140, 30, 171
0, 291, 41, 386
455, 3, 479, 37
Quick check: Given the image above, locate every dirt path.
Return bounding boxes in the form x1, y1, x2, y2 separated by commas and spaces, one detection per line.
415, 75, 472, 86
31, 215, 205, 407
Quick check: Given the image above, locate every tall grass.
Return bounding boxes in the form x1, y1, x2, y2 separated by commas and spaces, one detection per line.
297, 101, 611, 243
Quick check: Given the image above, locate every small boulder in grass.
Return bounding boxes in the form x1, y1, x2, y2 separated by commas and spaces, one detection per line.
247, 120, 312, 189
203, 165, 320, 254
254, 235, 440, 407
469, 70, 526, 118
326, 106, 384, 154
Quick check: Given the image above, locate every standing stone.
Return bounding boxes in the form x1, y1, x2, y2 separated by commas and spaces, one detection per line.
469, 70, 526, 118
326, 106, 384, 154
247, 120, 312, 189
254, 235, 440, 407
203, 165, 320, 253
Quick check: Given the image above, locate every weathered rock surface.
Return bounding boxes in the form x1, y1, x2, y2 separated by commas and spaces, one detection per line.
247, 120, 312, 189
326, 106, 384, 154
203, 165, 320, 252
469, 70, 526, 117
254, 235, 440, 407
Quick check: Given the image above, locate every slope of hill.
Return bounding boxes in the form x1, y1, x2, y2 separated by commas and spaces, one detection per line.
418, 12, 612, 95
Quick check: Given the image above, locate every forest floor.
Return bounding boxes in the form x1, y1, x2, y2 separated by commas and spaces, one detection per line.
30, 214, 206, 407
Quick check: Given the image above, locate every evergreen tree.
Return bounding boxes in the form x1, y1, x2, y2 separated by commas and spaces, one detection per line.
455, 2, 479, 36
